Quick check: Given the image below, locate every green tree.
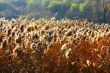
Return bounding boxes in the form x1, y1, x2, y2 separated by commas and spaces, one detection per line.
71, 3, 78, 10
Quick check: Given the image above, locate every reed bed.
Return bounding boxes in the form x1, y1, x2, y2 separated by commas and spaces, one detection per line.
0, 17, 110, 73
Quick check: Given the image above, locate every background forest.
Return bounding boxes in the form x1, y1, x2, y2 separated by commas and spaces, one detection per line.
0, 0, 110, 23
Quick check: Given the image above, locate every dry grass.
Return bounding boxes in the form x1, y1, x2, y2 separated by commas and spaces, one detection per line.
0, 17, 110, 73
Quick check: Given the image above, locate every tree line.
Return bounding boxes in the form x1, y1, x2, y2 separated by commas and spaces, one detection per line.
1, 0, 110, 23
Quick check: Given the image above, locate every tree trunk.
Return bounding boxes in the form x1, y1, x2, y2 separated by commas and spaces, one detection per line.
103, 9, 107, 23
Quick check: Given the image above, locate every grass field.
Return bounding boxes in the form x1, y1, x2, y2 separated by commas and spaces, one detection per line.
0, 18, 110, 73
